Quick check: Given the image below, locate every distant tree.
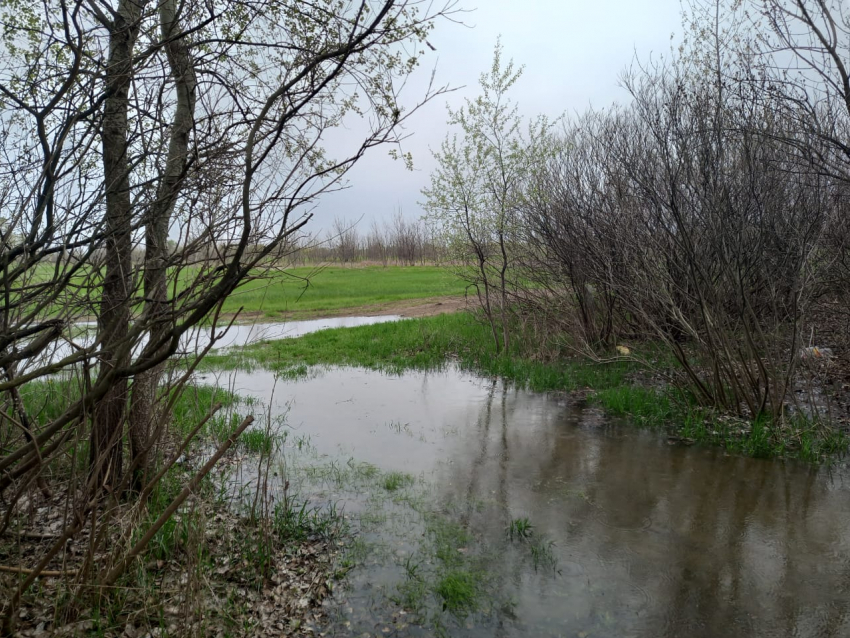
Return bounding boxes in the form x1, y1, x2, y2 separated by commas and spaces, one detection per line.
367, 219, 391, 266
330, 216, 362, 264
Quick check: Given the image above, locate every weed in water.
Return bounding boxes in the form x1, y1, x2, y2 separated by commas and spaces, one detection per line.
592, 386, 673, 425
387, 420, 412, 435
435, 570, 478, 616
240, 428, 276, 454
529, 538, 560, 575
273, 497, 344, 544
393, 569, 429, 618
294, 434, 312, 451
506, 517, 533, 542
383, 471, 415, 492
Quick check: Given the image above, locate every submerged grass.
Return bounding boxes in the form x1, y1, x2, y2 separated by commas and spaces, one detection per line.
506, 517, 533, 542
240, 428, 277, 454
383, 471, 416, 492
393, 512, 488, 626
435, 571, 478, 615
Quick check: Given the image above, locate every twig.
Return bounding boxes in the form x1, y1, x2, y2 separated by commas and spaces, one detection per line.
0, 565, 77, 577
100, 414, 254, 588
14, 531, 60, 541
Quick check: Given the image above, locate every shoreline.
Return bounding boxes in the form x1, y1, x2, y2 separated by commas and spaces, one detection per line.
221, 295, 469, 324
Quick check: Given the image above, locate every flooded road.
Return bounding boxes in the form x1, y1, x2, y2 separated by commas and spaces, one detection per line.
220, 366, 850, 638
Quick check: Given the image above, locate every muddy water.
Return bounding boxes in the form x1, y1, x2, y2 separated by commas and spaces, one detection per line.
228, 366, 850, 638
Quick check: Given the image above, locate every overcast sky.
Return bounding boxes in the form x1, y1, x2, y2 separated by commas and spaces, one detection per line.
311, 0, 684, 233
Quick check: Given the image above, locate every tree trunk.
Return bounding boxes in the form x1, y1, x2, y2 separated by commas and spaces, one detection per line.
91, 0, 149, 492
128, 0, 196, 492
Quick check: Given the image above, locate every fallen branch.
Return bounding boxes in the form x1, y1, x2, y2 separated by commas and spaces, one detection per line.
100, 413, 254, 588
0, 565, 77, 577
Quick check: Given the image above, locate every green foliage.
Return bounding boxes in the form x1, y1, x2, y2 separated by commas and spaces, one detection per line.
422, 40, 555, 259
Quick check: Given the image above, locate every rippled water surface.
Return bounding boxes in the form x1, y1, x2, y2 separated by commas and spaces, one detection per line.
224, 366, 850, 638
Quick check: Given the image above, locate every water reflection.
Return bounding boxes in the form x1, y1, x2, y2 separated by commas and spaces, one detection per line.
231, 366, 850, 637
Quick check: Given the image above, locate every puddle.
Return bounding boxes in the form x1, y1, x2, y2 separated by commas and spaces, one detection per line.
27, 315, 401, 367
201, 315, 402, 348
216, 365, 850, 638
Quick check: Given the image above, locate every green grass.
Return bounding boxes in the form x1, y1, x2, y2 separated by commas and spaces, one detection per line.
382, 471, 416, 492
23, 263, 463, 321
506, 517, 533, 542
239, 429, 276, 454
273, 498, 344, 544
220, 265, 465, 318
591, 386, 675, 424
677, 410, 848, 463
203, 312, 638, 393
435, 571, 479, 614
17, 377, 82, 426
169, 385, 240, 439
393, 512, 487, 623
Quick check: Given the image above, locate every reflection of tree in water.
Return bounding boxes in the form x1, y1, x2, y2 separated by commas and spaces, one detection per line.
453, 379, 515, 638
439, 387, 850, 637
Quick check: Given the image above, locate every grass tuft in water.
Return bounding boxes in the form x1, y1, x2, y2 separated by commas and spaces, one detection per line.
383, 471, 415, 492
529, 538, 560, 575
435, 570, 478, 615
240, 428, 276, 454
274, 497, 344, 544
506, 517, 533, 542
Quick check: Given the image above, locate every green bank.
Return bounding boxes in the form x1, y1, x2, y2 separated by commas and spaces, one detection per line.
204, 312, 847, 463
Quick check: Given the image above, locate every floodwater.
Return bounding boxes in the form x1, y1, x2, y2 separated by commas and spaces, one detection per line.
32, 315, 401, 366
224, 365, 850, 638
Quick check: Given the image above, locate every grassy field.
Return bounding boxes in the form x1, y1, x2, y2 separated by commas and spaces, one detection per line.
23, 263, 464, 321
221, 265, 466, 318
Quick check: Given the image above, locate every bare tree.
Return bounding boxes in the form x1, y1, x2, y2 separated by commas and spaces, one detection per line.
0, 0, 457, 627
367, 218, 391, 265
330, 216, 362, 264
